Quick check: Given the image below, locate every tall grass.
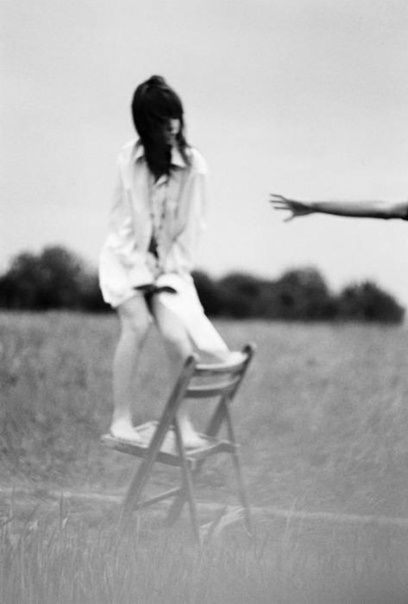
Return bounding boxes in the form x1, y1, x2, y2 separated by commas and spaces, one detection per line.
2, 312, 408, 602
1, 312, 408, 516
2, 495, 408, 604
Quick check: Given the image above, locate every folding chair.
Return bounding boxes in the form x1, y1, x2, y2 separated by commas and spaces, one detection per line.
102, 343, 255, 544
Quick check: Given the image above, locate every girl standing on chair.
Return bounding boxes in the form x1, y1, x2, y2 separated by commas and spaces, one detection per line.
99, 75, 230, 447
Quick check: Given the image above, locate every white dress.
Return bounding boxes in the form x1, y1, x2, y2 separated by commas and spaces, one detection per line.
99, 140, 228, 354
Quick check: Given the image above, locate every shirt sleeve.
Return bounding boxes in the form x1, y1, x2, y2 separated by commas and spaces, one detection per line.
99, 159, 153, 306
105, 162, 139, 266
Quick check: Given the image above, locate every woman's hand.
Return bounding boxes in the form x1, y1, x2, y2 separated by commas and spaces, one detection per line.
269, 193, 315, 221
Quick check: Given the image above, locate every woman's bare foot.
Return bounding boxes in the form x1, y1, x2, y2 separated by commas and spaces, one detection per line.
199, 349, 245, 365
109, 417, 143, 444
178, 416, 208, 449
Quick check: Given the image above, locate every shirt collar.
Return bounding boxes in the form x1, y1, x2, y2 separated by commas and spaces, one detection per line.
133, 141, 187, 168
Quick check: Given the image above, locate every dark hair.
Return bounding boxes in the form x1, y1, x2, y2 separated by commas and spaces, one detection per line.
131, 75, 190, 179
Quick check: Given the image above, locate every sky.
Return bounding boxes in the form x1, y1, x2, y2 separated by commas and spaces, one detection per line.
1, 0, 408, 306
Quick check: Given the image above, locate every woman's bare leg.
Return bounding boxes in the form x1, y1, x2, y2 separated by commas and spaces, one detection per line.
152, 296, 209, 448
110, 295, 151, 441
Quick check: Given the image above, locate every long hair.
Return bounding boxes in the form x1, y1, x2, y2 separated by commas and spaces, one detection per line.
131, 75, 190, 179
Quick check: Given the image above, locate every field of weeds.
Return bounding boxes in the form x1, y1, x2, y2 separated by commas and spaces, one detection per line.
1, 311, 408, 602
2, 496, 408, 604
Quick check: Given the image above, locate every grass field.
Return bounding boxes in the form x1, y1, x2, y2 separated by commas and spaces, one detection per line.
1, 311, 408, 602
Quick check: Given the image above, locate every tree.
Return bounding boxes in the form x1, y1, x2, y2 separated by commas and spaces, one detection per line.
0, 252, 39, 309
192, 271, 224, 316
218, 272, 262, 318
0, 246, 404, 322
337, 281, 405, 323
274, 267, 336, 320
0, 245, 107, 311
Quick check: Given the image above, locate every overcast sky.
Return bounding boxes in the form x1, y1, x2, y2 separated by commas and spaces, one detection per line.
1, 0, 407, 306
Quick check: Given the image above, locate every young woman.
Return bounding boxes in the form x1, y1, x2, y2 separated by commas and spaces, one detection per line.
99, 75, 231, 447
270, 193, 408, 222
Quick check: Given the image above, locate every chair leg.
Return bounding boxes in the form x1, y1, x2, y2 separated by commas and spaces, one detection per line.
166, 402, 227, 526
230, 447, 252, 534
224, 408, 252, 534
166, 458, 205, 527
165, 488, 186, 526
120, 456, 156, 531
173, 420, 200, 544
120, 392, 189, 529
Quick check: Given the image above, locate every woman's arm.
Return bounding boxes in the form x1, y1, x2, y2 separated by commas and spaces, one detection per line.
99, 158, 153, 305
269, 193, 408, 221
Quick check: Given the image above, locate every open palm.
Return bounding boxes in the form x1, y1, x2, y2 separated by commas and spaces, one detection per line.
269, 193, 314, 221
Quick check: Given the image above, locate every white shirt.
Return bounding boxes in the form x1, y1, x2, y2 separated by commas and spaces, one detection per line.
99, 140, 208, 308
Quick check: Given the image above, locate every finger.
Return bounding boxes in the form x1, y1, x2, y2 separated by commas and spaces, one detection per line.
269, 193, 286, 200
269, 194, 288, 202
271, 200, 289, 209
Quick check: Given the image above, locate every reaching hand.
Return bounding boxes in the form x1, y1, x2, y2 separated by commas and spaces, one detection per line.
269, 193, 315, 221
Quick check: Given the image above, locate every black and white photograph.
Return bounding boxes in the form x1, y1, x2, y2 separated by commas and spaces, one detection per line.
1, 1, 408, 602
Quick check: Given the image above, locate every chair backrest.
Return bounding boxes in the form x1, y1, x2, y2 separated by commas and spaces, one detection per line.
154, 343, 255, 438
184, 343, 256, 401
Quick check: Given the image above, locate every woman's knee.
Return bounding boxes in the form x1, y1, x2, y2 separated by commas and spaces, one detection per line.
156, 317, 192, 359
118, 296, 151, 339
164, 333, 192, 361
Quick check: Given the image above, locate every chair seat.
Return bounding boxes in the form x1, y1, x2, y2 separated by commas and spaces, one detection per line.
101, 420, 235, 466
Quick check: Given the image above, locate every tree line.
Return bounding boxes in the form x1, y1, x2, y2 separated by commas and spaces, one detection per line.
0, 245, 404, 323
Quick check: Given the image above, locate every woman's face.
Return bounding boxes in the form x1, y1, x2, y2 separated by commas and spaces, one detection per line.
162, 118, 181, 146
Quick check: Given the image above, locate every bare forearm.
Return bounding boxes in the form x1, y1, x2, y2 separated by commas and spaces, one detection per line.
309, 199, 408, 220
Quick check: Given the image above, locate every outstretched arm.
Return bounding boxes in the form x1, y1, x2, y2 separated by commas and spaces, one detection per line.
270, 193, 408, 221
